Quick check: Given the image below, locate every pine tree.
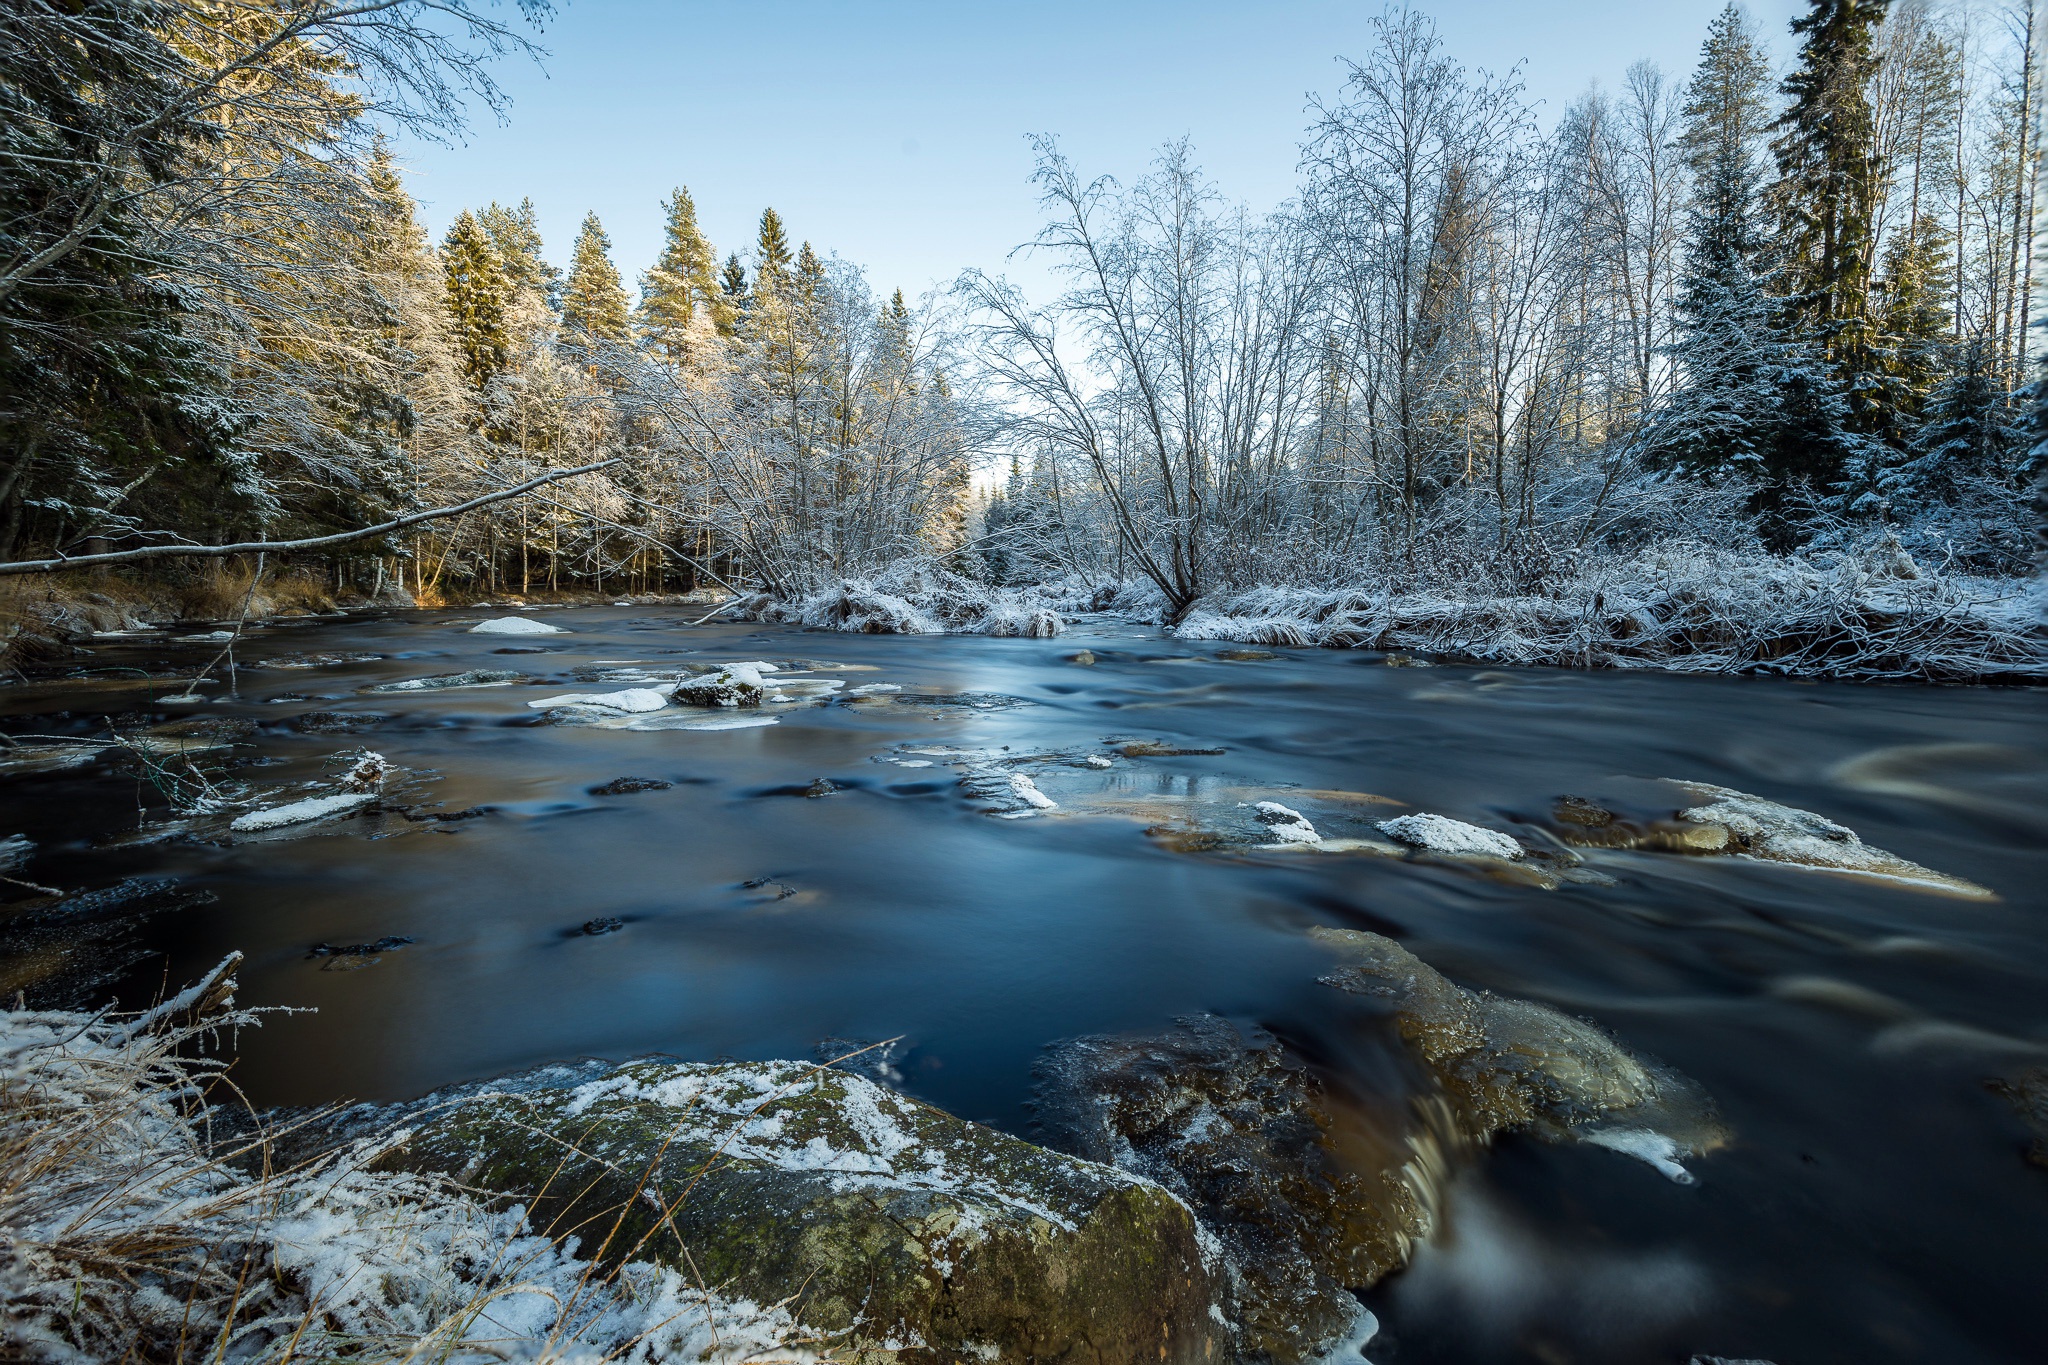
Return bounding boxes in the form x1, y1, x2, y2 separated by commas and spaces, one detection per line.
477, 199, 561, 308
638, 187, 728, 361
562, 211, 630, 346
754, 208, 793, 299
1771, 0, 1890, 430
442, 210, 512, 390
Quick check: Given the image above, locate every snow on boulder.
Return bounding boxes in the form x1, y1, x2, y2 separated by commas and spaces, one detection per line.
1376, 812, 1523, 860
1673, 781, 1992, 897
468, 616, 567, 636
672, 662, 772, 707
526, 688, 669, 713
1250, 801, 1320, 843
230, 792, 376, 832
1009, 773, 1058, 810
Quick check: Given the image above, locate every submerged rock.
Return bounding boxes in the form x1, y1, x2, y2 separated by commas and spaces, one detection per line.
369, 669, 523, 693
1115, 739, 1227, 758
1988, 1069, 2048, 1168
1541, 782, 1992, 896
0, 878, 217, 1008
1310, 926, 1725, 1170
342, 1058, 1225, 1365
1038, 1016, 1416, 1363
1673, 781, 1992, 896
588, 776, 672, 795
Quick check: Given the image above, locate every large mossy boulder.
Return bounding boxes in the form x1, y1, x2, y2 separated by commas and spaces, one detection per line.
367, 1058, 1226, 1365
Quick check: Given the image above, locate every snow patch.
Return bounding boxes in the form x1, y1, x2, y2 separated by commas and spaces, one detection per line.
468, 616, 567, 636
527, 688, 670, 713
1376, 813, 1523, 860
1583, 1127, 1697, 1184
230, 792, 375, 831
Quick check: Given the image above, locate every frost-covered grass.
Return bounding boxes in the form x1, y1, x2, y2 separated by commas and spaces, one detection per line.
1173, 543, 2043, 682
735, 562, 1064, 638
0, 959, 824, 1365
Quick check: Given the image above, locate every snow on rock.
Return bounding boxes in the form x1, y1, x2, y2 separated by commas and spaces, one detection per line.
671, 662, 770, 707
1673, 781, 1992, 897
467, 616, 567, 636
335, 752, 390, 792
320, 1056, 1226, 1364
1249, 801, 1320, 843
1376, 812, 1523, 860
526, 687, 670, 713
1582, 1126, 1697, 1184
1009, 774, 1058, 810
230, 792, 375, 832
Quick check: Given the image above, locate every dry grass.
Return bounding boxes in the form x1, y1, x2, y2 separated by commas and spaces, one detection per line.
0, 958, 826, 1365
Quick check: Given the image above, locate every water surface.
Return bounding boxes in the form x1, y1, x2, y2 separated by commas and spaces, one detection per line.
3, 606, 2044, 1364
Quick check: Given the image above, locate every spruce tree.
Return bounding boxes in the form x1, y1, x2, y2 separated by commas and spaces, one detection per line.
478, 199, 561, 308
754, 208, 793, 298
1649, 3, 1868, 520
562, 211, 630, 346
638, 187, 728, 361
721, 253, 750, 312
1771, 0, 1890, 432
442, 209, 512, 390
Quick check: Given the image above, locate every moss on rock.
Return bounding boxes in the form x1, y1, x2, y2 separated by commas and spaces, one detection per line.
365, 1058, 1225, 1365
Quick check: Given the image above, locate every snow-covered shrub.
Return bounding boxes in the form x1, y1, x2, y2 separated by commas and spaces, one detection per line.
0, 958, 817, 1364
738, 560, 1067, 638
1175, 542, 2043, 681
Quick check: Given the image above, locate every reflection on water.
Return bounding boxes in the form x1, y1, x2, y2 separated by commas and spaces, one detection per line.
1, 606, 2045, 1363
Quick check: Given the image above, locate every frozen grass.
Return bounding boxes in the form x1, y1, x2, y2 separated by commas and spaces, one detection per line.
0, 957, 827, 1365
1172, 543, 2044, 682
737, 562, 1063, 638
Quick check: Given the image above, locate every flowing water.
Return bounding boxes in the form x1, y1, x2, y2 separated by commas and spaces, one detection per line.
3, 606, 2045, 1364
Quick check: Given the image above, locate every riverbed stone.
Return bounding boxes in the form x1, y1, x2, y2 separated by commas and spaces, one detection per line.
1037, 1015, 1414, 1364
363, 1057, 1226, 1365
1311, 926, 1724, 1154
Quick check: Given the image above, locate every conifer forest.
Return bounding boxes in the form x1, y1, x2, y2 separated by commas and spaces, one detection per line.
1, 0, 2041, 676
4, 6, 2048, 1365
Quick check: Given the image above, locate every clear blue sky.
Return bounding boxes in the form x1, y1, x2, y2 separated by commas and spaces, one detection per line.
394, 0, 1807, 303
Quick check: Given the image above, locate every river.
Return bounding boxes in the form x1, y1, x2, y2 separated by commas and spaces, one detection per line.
3, 604, 2044, 1364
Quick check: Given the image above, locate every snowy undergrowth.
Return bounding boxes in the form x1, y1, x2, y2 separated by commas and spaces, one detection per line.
0, 960, 821, 1365
1174, 543, 2043, 681
735, 562, 1064, 638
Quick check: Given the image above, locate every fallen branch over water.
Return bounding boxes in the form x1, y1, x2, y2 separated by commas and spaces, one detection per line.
0, 459, 623, 577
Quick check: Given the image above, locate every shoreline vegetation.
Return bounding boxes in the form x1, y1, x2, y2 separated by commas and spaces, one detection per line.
5, 552, 2039, 684
2, 2, 2042, 697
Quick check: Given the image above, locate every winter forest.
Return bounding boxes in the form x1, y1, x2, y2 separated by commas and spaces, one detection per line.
3, 0, 2044, 677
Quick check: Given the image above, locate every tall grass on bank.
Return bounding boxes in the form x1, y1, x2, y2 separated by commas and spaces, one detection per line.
0, 957, 820, 1364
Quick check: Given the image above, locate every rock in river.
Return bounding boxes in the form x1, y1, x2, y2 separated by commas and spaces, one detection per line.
335, 1057, 1226, 1365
